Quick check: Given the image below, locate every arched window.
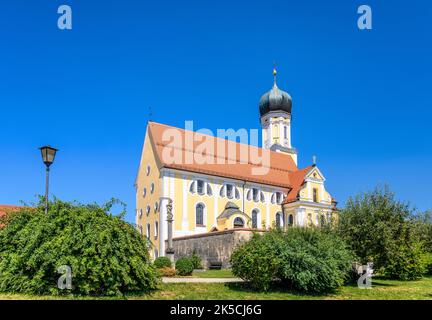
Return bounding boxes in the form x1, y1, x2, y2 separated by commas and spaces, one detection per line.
288, 214, 294, 226
233, 217, 244, 228
196, 203, 205, 226
146, 223, 151, 239
276, 212, 282, 228
197, 180, 205, 195
252, 210, 259, 229
320, 214, 326, 226
189, 181, 196, 193
235, 188, 240, 199
146, 165, 151, 176
154, 221, 159, 238
207, 183, 212, 196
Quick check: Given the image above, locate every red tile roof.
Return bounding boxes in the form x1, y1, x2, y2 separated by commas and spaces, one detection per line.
0, 205, 22, 217
147, 121, 313, 201
283, 166, 314, 204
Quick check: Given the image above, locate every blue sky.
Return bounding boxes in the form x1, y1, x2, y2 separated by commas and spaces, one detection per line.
1, 0, 431, 222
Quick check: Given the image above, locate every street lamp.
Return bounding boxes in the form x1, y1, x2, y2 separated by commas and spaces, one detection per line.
39, 145, 58, 214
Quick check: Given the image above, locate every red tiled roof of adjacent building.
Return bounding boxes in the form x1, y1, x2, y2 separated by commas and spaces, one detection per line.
0, 205, 22, 217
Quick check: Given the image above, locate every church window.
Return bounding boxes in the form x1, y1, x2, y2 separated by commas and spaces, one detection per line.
190, 181, 196, 193
143, 188, 146, 198
207, 183, 212, 196
154, 202, 158, 212
154, 221, 158, 238
233, 217, 244, 228
146, 223, 151, 239
150, 183, 155, 194
252, 210, 258, 229
235, 188, 240, 199
275, 212, 282, 228
320, 214, 326, 226
146, 205, 151, 215
146, 165, 151, 176
288, 214, 294, 226
252, 188, 259, 202
139, 209, 143, 218
219, 185, 226, 197
313, 188, 318, 202
226, 184, 233, 199
196, 203, 205, 226
260, 191, 265, 203
197, 180, 204, 195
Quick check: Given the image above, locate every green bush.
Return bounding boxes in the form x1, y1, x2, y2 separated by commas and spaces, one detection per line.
175, 257, 194, 276
0, 198, 159, 296
338, 186, 426, 280
231, 228, 354, 293
154, 257, 172, 269
191, 251, 203, 269
424, 253, 432, 275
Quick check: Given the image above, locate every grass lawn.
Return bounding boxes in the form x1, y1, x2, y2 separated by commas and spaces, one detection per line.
1, 276, 431, 300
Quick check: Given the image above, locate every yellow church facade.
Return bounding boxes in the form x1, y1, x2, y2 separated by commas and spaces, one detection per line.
135, 70, 336, 259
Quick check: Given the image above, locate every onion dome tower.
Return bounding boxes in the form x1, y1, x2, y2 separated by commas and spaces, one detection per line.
259, 68, 298, 165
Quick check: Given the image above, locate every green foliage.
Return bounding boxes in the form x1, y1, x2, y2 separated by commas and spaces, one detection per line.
0, 198, 159, 296
411, 210, 432, 253
175, 257, 194, 276
231, 228, 354, 293
422, 253, 432, 275
191, 250, 203, 269
153, 257, 172, 269
337, 185, 426, 280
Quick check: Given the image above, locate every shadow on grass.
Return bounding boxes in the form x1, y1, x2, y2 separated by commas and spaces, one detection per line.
224, 281, 329, 298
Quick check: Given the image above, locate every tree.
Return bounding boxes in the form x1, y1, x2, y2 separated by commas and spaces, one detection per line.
231, 228, 354, 293
337, 185, 426, 280
0, 198, 158, 296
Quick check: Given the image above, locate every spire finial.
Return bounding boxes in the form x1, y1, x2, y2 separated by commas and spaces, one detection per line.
273, 62, 277, 86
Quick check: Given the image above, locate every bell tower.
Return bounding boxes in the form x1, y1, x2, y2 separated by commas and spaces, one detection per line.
259, 68, 297, 165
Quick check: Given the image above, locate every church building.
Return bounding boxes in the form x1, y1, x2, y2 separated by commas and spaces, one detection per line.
135, 69, 336, 259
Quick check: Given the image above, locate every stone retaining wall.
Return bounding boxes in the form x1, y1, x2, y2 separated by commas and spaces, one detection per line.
166, 228, 265, 269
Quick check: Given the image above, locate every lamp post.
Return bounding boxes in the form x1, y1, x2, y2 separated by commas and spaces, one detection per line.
39, 145, 58, 214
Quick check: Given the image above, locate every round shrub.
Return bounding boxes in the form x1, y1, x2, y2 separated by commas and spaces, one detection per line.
0, 199, 159, 296
154, 257, 172, 269
231, 228, 354, 293
175, 257, 194, 276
